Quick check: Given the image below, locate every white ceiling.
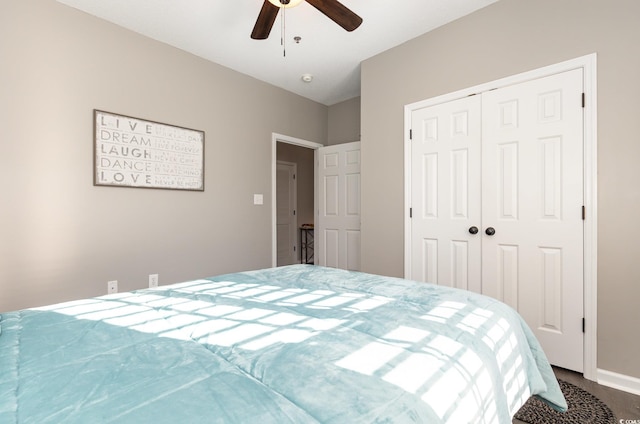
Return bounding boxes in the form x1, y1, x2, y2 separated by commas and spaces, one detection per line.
56, 0, 498, 106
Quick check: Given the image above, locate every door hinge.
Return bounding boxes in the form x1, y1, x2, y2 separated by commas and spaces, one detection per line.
582, 205, 586, 220
293, 210, 296, 216
409, 129, 413, 140
293, 173, 296, 180
582, 93, 585, 108
410, 207, 413, 218
582, 318, 585, 333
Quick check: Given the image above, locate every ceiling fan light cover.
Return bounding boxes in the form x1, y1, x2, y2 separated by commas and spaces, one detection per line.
268, 0, 304, 8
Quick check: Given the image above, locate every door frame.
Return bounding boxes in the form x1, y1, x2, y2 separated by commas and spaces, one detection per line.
271, 133, 323, 267
403, 53, 598, 381
276, 160, 298, 265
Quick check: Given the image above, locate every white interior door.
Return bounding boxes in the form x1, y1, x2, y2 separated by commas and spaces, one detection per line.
408, 69, 585, 372
481, 69, 584, 372
276, 161, 297, 266
410, 95, 482, 293
317, 142, 361, 270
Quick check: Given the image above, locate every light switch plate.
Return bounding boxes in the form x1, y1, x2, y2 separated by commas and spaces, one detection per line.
253, 194, 263, 205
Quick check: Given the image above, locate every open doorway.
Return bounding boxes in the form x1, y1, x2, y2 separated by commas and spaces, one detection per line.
271, 133, 323, 267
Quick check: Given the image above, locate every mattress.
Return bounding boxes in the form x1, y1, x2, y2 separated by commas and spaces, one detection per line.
0, 265, 566, 423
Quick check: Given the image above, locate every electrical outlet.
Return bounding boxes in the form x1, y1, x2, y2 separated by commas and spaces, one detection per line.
149, 274, 159, 288
108, 280, 118, 294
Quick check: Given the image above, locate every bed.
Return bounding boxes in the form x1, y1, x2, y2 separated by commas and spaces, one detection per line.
0, 265, 566, 423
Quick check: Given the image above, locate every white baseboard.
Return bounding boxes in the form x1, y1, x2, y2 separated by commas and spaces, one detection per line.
597, 368, 640, 396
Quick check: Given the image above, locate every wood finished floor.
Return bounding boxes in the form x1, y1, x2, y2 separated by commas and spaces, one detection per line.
513, 367, 640, 423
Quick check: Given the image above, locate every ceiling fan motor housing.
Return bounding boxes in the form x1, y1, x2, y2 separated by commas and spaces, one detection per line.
252, 0, 363, 40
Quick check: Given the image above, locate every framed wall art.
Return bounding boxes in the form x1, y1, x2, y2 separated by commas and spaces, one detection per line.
94, 110, 204, 191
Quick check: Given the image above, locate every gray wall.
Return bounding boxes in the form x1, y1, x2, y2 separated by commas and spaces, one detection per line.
360, 0, 640, 378
0, 0, 328, 311
328, 97, 361, 145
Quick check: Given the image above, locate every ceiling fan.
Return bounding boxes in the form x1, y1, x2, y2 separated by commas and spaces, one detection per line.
251, 0, 363, 40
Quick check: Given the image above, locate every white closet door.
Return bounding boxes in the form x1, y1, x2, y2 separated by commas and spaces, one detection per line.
317, 142, 361, 271
481, 68, 584, 371
410, 95, 482, 292
409, 68, 585, 372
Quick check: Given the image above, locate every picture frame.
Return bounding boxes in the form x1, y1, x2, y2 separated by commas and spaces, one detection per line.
94, 110, 205, 191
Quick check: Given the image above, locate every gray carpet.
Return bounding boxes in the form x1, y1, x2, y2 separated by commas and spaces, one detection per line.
514, 380, 616, 424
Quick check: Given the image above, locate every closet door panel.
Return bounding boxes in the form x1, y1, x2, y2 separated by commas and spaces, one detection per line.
481, 68, 584, 372
410, 96, 482, 292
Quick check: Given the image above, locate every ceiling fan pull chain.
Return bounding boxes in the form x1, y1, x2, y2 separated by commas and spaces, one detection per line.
282, 5, 286, 57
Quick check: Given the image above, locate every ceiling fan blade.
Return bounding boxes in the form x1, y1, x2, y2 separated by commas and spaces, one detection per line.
251, 1, 280, 40
305, 0, 362, 32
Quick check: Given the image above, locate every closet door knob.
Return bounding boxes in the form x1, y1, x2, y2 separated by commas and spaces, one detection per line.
485, 227, 496, 236
468, 226, 479, 234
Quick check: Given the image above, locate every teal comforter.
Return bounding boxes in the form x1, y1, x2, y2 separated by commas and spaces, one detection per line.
0, 265, 566, 423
